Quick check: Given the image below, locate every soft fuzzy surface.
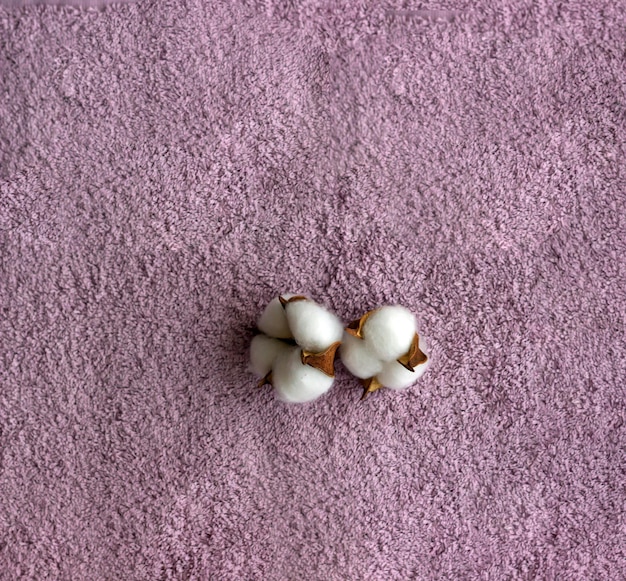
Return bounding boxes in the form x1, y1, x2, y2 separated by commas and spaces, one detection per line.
271, 345, 334, 404
249, 334, 287, 378
257, 296, 293, 339
340, 331, 384, 379
362, 305, 417, 361
1, 1, 625, 579
378, 358, 429, 390
284, 298, 343, 353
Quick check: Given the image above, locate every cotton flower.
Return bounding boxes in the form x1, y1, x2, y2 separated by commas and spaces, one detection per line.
377, 357, 430, 390
271, 346, 334, 403
342, 306, 430, 399
251, 294, 342, 403
360, 305, 417, 361
249, 334, 289, 378
256, 294, 297, 339
339, 331, 384, 379
283, 297, 344, 354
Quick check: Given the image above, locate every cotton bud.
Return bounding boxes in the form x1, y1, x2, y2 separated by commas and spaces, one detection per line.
251, 294, 342, 403
257, 294, 298, 339
339, 331, 384, 379
377, 357, 430, 390
249, 335, 289, 378
271, 346, 335, 403
359, 305, 417, 361
344, 306, 430, 400
282, 296, 344, 354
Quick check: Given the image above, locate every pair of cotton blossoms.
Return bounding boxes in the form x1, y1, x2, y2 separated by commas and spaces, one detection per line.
249, 294, 430, 403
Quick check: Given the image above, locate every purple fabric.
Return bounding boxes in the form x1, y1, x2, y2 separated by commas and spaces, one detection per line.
0, 0, 133, 6
1, 1, 625, 578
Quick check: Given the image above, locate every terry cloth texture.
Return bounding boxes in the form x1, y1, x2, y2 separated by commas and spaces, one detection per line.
1, 1, 625, 579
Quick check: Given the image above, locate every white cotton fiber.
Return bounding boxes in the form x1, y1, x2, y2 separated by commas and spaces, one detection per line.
257, 294, 297, 339
362, 305, 416, 361
284, 300, 343, 353
249, 335, 288, 377
271, 346, 334, 403
339, 332, 384, 379
377, 356, 430, 390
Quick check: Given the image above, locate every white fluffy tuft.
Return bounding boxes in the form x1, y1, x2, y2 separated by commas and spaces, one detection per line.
339, 332, 384, 379
257, 295, 297, 339
376, 361, 423, 390
249, 335, 289, 377
376, 337, 430, 389
271, 346, 334, 403
285, 300, 343, 353
362, 305, 416, 361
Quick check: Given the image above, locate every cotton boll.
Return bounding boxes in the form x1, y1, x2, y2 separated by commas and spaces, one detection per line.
362, 305, 416, 361
249, 335, 288, 377
339, 332, 384, 379
257, 294, 298, 339
272, 346, 334, 403
285, 300, 344, 353
377, 358, 430, 390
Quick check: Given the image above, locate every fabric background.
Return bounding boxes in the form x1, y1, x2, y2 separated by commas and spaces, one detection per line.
1, 1, 625, 579
0, 1, 133, 6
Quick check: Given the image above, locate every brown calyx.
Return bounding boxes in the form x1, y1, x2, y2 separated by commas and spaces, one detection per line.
397, 333, 428, 372
301, 341, 341, 377
258, 371, 273, 388
278, 295, 308, 307
360, 376, 383, 400
345, 309, 377, 339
